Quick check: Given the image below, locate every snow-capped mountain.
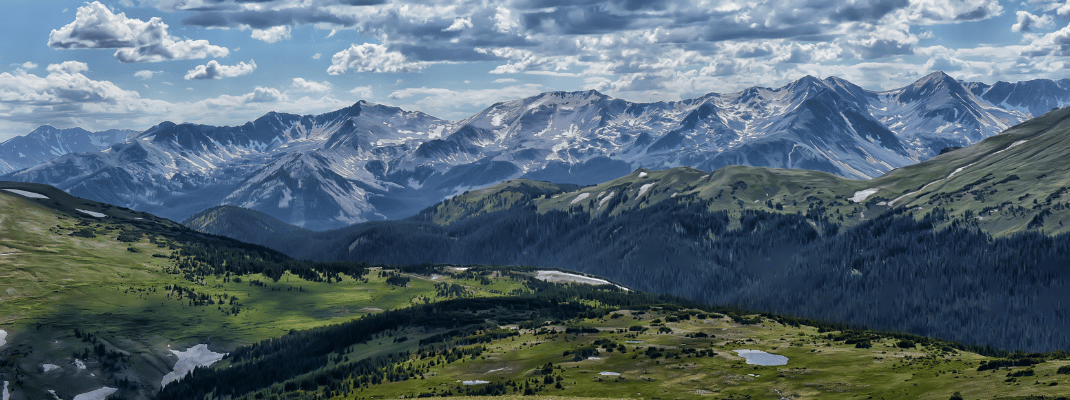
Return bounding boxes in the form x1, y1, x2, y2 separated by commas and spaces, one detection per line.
0, 126, 136, 174
3, 72, 1068, 230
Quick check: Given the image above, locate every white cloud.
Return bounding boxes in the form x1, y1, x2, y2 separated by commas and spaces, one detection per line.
248, 87, 285, 103
328, 43, 423, 74
250, 26, 292, 43
0, 61, 169, 138
49, 1, 228, 63
134, 70, 157, 80
493, 6, 519, 33
1021, 22, 1070, 57
349, 86, 374, 98
443, 17, 473, 32
898, 0, 1004, 24
312, 53, 322, 60
1012, 11, 1054, 32
292, 78, 332, 93
184, 60, 257, 80
20, 62, 38, 70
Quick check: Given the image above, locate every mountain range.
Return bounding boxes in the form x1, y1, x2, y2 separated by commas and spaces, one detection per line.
183, 105, 1070, 351
4, 72, 1070, 230
0, 125, 135, 174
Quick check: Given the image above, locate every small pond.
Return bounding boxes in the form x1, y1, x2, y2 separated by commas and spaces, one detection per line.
733, 349, 788, 366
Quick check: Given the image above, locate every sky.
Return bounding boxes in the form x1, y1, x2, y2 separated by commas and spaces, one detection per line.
1, 0, 1069, 140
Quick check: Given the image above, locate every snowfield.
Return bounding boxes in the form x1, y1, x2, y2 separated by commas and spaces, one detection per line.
535, 271, 629, 291
161, 344, 227, 387
72, 387, 117, 400
0, 329, 6, 347
2, 189, 49, 199
76, 209, 107, 218
570, 192, 591, 205
637, 183, 655, 199
849, 189, 879, 203
42, 364, 61, 372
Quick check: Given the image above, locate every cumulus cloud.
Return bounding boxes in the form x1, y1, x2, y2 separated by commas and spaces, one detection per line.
0, 61, 166, 136
49, 1, 228, 63
349, 86, 374, 98
250, 25, 292, 43
443, 17, 473, 32
20, 62, 38, 70
1022, 23, 1070, 57
134, 70, 157, 79
292, 78, 332, 93
1012, 11, 1054, 32
328, 43, 423, 74
184, 60, 257, 80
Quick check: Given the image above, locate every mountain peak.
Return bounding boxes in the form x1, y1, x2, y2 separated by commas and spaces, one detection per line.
913, 71, 957, 87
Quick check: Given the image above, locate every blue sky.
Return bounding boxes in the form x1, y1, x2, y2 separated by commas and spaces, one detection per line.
0, 0, 1068, 140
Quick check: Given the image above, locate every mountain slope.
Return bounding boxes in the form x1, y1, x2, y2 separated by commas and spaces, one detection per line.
187, 107, 1070, 352
6, 72, 1069, 230
0, 125, 135, 174
0, 181, 552, 400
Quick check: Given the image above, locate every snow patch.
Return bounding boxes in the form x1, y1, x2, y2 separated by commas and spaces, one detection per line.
161, 344, 227, 387
42, 364, 61, 372
486, 368, 507, 373
638, 172, 648, 178
2, 381, 7, 400
598, 191, 615, 208
0, 329, 6, 347
76, 209, 107, 218
849, 189, 878, 203
73, 387, 117, 400
74, 359, 86, 370
2, 189, 49, 199
535, 270, 628, 291
570, 192, 591, 205
461, 380, 490, 385
599, 371, 621, 376
637, 183, 655, 199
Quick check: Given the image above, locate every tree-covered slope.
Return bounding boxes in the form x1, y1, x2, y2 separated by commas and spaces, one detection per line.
158, 267, 1070, 400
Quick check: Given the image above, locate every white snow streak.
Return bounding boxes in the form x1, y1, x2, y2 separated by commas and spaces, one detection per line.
570, 192, 591, 205
849, 189, 878, 203
73, 387, 118, 400
2, 189, 49, 199
162, 344, 227, 387
76, 209, 107, 218
637, 183, 655, 199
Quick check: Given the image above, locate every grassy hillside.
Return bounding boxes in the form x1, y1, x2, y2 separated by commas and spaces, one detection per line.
158, 268, 1070, 400
0, 183, 531, 400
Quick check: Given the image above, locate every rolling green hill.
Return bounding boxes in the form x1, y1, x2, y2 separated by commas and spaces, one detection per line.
0, 183, 532, 400
158, 267, 1070, 400
4, 181, 1070, 400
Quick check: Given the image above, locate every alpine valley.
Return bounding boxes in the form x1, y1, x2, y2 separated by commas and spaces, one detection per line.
5, 72, 1070, 230
5, 71, 1070, 400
